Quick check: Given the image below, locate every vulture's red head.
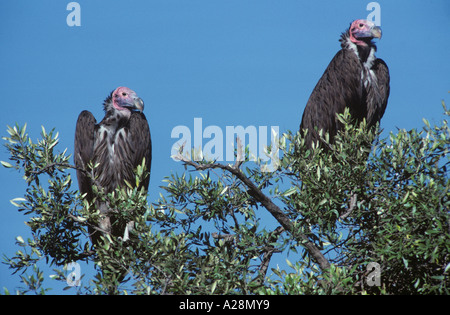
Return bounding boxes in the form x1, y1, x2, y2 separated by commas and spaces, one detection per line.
349, 19, 382, 46
111, 86, 144, 113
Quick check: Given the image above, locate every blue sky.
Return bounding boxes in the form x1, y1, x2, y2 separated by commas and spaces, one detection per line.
1, 0, 449, 293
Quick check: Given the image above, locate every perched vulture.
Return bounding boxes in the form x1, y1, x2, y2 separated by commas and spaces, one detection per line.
74, 87, 152, 246
300, 19, 390, 148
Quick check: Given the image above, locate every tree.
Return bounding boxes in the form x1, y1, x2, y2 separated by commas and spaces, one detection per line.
2, 103, 449, 295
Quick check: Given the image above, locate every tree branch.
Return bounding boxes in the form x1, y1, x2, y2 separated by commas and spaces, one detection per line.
211, 232, 235, 243
256, 226, 284, 285
174, 152, 331, 271
340, 193, 358, 220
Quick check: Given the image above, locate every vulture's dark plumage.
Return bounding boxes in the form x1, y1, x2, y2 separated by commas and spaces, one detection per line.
74, 87, 151, 246
300, 19, 390, 148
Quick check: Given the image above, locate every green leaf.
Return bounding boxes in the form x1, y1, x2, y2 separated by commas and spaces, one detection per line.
1, 161, 13, 168
210, 280, 217, 294
282, 187, 297, 197
401, 191, 410, 204
444, 263, 450, 274
16, 236, 25, 244
286, 259, 294, 269
402, 257, 409, 269
10, 198, 26, 207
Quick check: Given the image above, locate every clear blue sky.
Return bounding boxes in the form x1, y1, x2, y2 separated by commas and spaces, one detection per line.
1, 0, 449, 293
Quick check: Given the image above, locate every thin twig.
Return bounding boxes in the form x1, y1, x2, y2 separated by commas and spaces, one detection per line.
340, 193, 358, 220
211, 232, 235, 243
234, 137, 244, 170
256, 226, 285, 284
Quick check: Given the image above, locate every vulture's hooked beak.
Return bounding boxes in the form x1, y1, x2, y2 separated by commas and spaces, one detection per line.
353, 22, 382, 40
371, 25, 382, 39
122, 95, 144, 112
133, 97, 144, 112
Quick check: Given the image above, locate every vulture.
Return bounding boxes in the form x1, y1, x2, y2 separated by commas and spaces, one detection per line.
300, 19, 390, 148
74, 87, 152, 246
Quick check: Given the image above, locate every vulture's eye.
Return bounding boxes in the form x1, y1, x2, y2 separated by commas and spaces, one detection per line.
359, 23, 364, 28
122, 92, 127, 96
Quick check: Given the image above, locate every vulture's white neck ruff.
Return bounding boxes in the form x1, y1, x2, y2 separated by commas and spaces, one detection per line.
345, 37, 377, 88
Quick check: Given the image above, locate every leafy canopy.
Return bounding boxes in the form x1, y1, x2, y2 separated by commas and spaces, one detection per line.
2, 103, 449, 295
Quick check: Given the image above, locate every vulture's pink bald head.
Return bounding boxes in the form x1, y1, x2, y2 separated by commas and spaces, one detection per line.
112, 87, 144, 112
349, 19, 382, 46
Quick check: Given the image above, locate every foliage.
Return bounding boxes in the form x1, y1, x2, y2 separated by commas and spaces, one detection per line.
1, 103, 449, 295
